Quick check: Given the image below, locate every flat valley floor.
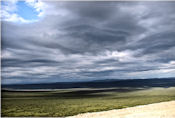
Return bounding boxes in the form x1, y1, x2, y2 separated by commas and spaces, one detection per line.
2, 87, 175, 117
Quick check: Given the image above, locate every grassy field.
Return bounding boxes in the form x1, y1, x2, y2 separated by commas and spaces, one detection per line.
2, 87, 175, 117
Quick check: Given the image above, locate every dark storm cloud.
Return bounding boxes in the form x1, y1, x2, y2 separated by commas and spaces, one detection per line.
59, 24, 131, 53
64, 2, 118, 20
1, 1, 175, 84
139, 32, 175, 54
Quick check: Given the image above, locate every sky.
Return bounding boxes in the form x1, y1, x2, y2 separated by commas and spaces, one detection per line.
1, 0, 175, 84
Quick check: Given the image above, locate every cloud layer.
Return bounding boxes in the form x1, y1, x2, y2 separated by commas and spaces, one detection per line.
2, 1, 175, 84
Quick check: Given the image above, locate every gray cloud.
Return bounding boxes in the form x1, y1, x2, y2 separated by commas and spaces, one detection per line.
1, 1, 175, 84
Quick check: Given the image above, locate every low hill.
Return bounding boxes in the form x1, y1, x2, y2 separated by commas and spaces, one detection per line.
2, 78, 175, 90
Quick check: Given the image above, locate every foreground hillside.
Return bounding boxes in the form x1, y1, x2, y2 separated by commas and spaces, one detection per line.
2, 87, 175, 117
67, 101, 175, 118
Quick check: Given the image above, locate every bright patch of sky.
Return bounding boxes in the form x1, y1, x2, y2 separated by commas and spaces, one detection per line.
1, 0, 43, 23
16, 1, 39, 21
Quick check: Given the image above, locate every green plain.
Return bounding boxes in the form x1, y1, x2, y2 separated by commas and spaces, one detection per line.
2, 87, 175, 117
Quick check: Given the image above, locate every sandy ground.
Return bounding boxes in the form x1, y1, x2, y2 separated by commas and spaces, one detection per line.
67, 101, 175, 118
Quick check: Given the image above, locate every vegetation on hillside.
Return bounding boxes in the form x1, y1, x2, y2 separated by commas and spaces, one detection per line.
2, 87, 175, 117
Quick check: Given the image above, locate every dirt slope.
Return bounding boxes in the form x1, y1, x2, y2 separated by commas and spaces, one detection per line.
67, 101, 175, 118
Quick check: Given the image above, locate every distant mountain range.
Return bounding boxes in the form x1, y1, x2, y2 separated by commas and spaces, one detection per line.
2, 78, 175, 90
